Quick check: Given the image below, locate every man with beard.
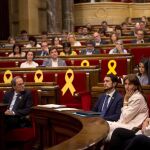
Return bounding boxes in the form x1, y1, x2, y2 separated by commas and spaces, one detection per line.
92, 74, 123, 121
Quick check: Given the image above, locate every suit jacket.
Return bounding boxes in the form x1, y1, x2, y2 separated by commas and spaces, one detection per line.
3, 90, 33, 116
80, 49, 100, 55
131, 39, 150, 44
93, 40, 108, 46
92, 90, 123, 121
36, 50, 49, 56
42, 58, 66, 67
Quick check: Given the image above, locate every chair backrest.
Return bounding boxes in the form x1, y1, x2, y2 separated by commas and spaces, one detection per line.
71, 59, 100, 66
100, 58, 132, 81
0, 61, 18, 68
56, 71, 90, 109
129, 47, 150, 66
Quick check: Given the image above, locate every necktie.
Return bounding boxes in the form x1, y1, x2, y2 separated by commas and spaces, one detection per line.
101, 95, 110, 117
9, 93, 18, 111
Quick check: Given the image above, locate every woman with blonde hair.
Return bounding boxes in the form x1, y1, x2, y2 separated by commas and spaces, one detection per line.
67, 33, 81, 46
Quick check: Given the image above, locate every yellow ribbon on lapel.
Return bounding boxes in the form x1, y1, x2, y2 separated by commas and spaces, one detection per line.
3, 70, 13, 83
81, 60, 90, 67
34, 70, 43, 83
107, 60, 117, 75
61, 69, 76, 96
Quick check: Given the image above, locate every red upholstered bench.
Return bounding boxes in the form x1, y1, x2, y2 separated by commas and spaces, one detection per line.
5, 126, 35, 150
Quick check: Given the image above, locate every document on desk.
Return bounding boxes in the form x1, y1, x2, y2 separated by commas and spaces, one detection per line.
55, 107, 79, 111
38, 104, 66, 108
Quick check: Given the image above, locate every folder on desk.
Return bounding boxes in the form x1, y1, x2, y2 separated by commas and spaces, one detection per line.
74, 111, 101, 117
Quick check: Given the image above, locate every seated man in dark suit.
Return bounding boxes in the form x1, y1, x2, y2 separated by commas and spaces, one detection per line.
42, 47, 66, 67
92, 74, 123, 121
36, 41, 49, 56
92, 32, 108, 46
3, 76, 33, 130
80, 40, 100, 55
132, 29, 149, 44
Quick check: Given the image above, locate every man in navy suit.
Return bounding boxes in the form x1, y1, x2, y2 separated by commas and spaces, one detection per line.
3, 76, 33, 129
92, 74, 123, 121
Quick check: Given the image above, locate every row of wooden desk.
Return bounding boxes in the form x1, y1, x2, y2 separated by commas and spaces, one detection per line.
0, 104, 109, 150
31, 106, 109, 150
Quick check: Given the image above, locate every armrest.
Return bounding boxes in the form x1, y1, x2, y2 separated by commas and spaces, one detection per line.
74, 91, 91, 97
74, 91, 91, 111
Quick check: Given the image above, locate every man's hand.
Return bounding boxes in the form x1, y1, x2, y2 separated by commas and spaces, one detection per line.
142, 118, 150, 134
4, 109, 15, 115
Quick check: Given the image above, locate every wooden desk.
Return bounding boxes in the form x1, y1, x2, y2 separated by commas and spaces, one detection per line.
0, 82, 59, 105
31, 106, 109, 150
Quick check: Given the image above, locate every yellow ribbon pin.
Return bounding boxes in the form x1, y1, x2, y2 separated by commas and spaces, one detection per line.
34, 70, 43, 83
3, 70, 13, 83
81, 60, 90, 67
61, 69, 76, 96
107, 60, 117, 75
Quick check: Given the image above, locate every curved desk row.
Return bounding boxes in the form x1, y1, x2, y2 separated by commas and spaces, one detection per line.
31, 106, 109, 150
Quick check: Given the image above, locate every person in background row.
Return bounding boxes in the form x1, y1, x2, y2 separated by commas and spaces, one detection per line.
109, 40, 128, 54
109, 118, 150, 150
52, 37, 62, 47
36, 41, 49, 56
80, 40, 100, 55
106, 74, 149, 141
137, 57, 150, 85
26, 36, 41, 48
67, 33, 81, 46
3, 76, 33, 130
132, 29, 146, 44
20, 30, 28, 41
109, 32, 119, 44
114, 25, 122, 37
92, 32, 108, 46
81, 27, 92, 39
92, 74, 123, 121
9, 44, 26, 57
42, 47, 66, 67
86, 23, 92, 32
5, 36, 16, 48
20, 51, 39, 68
125, 17, 134, 25
60, 42, 77, 56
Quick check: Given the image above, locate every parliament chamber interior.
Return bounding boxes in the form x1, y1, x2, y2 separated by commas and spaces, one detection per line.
0, 0, 150, 150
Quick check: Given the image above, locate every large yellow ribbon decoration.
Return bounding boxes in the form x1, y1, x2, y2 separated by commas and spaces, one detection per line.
34, 70, 43, 83
61, 69, 76, 96
81, 60, 90, 67
107, 60, 117, 75
3, 70, 13, 83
